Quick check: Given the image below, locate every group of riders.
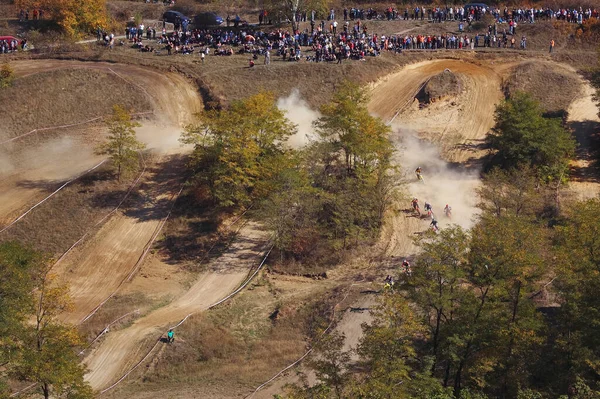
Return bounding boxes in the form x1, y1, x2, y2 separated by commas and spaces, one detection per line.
411, 167, 452, 232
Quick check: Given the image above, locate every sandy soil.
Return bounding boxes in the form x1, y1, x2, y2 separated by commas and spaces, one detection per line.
84, 222, 270, 391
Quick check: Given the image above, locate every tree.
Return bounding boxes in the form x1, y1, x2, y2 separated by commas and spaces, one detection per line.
552, 199, 600, 393
308, 332, 351, 399
96, 105, 145, 182
13, 267, 93, 399
0, 242, 43, 393
476, 166, 544, 218
350, 291, 428, 398
182, 91, 296, 208
266, 0, 330, 32
485, 92, 575, 183
406, 226, 471, 378
15, 0, 107, 37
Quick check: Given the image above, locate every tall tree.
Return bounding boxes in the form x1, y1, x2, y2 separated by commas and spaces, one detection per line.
181, 91, 296, 208
485, 92, 575, 183
0, 242, 43, 394
552, 198, 600, 392
96, 105, 145, 182
14, 267, 93, 399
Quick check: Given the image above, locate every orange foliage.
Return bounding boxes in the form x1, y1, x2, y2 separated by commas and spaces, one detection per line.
15, 0, 107, 37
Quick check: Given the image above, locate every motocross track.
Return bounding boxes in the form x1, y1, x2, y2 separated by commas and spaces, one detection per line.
84, 222, 270, 391
251, 59, 506, 398
0, 60, 199, 227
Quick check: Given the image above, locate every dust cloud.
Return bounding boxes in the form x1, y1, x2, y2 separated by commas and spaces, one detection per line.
277, 89, 320, 148
394, 131, 481, 230
136, 123, 191, 154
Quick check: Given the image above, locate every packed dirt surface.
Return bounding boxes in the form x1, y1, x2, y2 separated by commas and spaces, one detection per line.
419, 69, 462, 104
369, 59, 503, 164
54, 155, 187, 325
84, 222, 270, 391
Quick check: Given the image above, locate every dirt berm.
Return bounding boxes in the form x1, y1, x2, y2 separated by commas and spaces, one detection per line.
417, 69, 462, 104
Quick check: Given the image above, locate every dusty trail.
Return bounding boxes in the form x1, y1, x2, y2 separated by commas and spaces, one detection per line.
0, 60, 201, 226
54, 156, 187, 325
567, 80, 600, 200
84, 222, 269, 391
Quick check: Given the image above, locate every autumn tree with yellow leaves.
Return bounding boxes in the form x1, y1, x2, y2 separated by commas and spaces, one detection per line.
15, 0, 107, 37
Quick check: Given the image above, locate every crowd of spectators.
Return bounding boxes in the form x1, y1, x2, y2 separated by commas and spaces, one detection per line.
0, 38, 25, 54
89, 3, 600, 62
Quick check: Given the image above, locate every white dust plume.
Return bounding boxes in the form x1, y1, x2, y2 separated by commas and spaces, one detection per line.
396, 131, 481, 230
277, 89, 320, 148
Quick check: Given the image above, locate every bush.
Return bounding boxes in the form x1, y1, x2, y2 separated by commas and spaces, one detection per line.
0, 63, 14, 89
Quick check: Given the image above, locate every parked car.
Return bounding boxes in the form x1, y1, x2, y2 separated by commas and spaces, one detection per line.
162, 10, 190, 25
194, 12, 224, 27
464, 3, 489, 10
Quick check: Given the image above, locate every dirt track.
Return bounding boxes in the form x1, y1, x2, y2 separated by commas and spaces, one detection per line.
84, 222, 269, 391
0, 60, 201, 227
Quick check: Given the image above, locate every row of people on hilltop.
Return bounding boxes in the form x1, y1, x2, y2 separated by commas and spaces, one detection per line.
18, 8, 43, 21
280, 5, 598, 25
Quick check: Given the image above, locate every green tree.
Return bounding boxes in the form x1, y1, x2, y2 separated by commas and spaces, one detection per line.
349, 291, 427, 398
96, 105, 145, 181
0, 242, 44, 394
315, 82, 392, 176
552, 199, 600, 392
14, 268, 93, 399
406, 226, 471, 378
485, 92, 575, 183
477, 166, 544, 218
308, 332, 351, 399
182, 92, 295, 208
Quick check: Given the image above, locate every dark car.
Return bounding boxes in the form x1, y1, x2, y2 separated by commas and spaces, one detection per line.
464, 3, 489, 9
194, 12, 224, 27
162, 10, 191, 25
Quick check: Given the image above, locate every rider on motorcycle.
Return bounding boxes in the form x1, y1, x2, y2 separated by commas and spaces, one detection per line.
444, 204, 452, 217
411, 198, 420, 214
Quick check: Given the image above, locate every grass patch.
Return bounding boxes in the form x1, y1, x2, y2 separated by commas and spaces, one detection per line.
0, 163, 134, 256
130, 276, 339, 395
504, 60, 581, 113
0, 67, 151, 138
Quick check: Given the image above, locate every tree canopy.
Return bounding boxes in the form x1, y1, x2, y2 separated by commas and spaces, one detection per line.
0, 243, 92, 399
96, 105, 146, 182
485, 92, 575, 183
15, 0, 107, 37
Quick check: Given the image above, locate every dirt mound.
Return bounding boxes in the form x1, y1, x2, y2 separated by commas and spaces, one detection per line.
417, 69, 462, 104
504, 61, 581, 113
0, 68, 151, 139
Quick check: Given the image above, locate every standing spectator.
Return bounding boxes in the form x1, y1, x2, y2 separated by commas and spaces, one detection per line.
549, 39, 555, 53
264, 49, 270, 65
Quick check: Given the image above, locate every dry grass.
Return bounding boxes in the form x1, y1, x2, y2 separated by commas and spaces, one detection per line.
0, 67, 151, 138
105, 274, 339, 397
504, 60, 582, 113
0, 162, 134, 256
79, 292, 150, 342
